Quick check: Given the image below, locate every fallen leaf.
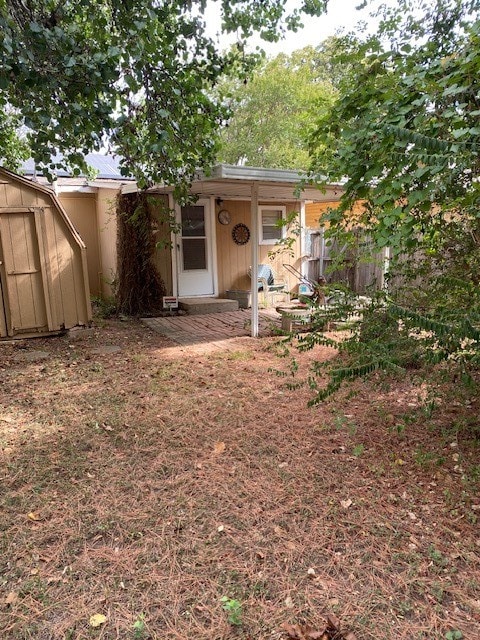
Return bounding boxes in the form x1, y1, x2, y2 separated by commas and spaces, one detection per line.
89, 613, 107, 627
281, 622, 327, 640
340, 499, 352, 509
213, 441, 226, 455
27, 511, 41, 521
5, 591, 18, 605
281, 622, 299, 638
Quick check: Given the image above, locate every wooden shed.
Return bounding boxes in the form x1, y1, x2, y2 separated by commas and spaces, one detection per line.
0, 167, 91, 339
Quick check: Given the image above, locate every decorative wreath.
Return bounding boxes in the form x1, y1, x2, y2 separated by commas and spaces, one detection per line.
232, 223, 250, 245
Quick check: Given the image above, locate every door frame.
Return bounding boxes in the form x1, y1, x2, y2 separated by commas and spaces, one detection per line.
170, 195, 218, 298
0, 244, 9, 337
0, 214, 12, 336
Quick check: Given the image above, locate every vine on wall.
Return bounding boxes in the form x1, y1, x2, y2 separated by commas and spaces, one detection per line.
116, 192, 166, 315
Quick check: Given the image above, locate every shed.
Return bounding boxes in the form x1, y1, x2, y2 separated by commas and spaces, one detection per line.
0, 167, 91, 339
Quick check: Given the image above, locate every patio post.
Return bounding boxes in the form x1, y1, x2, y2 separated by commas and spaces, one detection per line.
250, 182, 259, 337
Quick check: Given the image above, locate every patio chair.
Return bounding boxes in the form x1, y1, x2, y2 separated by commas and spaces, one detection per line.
248, 264, 290, 306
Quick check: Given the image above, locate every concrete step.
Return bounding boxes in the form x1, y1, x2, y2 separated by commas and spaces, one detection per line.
178, 297, 239, 315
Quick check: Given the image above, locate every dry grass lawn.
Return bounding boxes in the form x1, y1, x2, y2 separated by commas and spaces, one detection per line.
1, 318, 479, 640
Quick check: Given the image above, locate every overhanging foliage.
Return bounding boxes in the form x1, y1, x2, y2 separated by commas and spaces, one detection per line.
296, 0, 480, 401
0, 0, 329, 191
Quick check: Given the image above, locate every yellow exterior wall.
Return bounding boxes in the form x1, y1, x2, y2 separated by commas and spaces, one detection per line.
306, 200, 366, 229
150, 195, 173, 297
96, 188, 119, 298
60, 193, 101, 297
215, 199, 302, 296
42, 186, 348, 305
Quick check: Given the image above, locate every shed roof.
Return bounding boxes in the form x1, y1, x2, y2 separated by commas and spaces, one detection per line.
0, 166, 86, 247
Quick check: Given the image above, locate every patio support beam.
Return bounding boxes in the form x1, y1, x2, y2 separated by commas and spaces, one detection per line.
250, 182, 259, 337
300, 200, 306, 279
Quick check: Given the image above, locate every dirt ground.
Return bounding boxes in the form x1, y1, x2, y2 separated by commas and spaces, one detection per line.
1, 318, 479, 640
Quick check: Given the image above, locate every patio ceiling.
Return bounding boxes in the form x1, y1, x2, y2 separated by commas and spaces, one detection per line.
135, 164, 343, 202
185, 179, 340, 202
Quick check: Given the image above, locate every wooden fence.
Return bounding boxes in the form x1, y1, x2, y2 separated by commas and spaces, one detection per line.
304, 228, 388, 294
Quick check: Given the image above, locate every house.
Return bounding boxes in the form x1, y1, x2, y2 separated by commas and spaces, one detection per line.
122, 164, 343, 334
21, 157, 343, 336
0, 167, 91, 339
125, 164, 341, 292
21, 154, 134, 300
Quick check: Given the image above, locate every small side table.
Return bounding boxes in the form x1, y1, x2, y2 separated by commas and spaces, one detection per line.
276, 305, 312, 332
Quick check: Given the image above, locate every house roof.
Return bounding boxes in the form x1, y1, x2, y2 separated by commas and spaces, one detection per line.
20, 156, 340, 202
21, 153, 134, 182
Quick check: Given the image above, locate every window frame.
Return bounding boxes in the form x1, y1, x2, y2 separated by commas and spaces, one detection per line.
258, 205, 286, 245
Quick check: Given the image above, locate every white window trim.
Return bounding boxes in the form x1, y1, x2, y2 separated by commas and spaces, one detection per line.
258, 205, 286, 245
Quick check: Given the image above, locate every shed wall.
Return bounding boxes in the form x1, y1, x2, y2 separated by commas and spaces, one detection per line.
0, 170, 91, 338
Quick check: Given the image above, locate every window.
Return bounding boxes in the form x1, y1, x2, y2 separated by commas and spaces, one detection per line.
259, 205, 286, 244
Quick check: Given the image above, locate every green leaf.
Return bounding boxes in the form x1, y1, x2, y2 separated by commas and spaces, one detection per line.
28, 22, 43, 34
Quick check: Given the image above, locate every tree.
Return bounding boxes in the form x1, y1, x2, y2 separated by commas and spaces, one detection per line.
310, 0, 480, 260
0, 0, 329, 190
0, 0, 331, 314
300, 0, 480, 400
217, 43, 339, 169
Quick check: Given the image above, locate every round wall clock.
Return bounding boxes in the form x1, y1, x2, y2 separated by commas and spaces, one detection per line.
218, 209, 231, 225
232, 223, 250, 245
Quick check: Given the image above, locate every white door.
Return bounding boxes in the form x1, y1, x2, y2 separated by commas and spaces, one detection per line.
176, 200, 215, 297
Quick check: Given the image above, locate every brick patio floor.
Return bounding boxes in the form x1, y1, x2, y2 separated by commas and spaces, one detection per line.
141, 309, 281, 352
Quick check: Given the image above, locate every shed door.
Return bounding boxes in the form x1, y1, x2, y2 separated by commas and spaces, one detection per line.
0, 210, 49, 335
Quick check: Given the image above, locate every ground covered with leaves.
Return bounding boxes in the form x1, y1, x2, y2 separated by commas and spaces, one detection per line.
1, 318, 479, 640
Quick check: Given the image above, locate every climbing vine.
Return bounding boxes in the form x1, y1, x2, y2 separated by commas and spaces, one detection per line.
116, 193, 166, 316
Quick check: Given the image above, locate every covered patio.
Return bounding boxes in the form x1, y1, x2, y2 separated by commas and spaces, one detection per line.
124, 164, 341, 338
